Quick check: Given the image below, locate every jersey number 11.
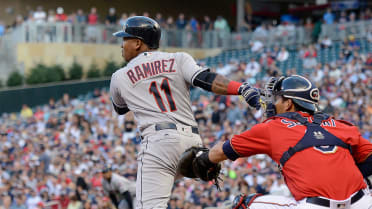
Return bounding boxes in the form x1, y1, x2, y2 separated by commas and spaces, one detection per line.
149, 78, 177, 112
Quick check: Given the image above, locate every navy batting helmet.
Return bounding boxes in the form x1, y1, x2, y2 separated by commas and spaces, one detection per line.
272, 75, 320, 113
113, 16, 161, 49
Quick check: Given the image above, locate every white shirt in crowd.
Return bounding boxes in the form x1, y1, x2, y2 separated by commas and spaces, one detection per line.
321, 37, 332, 47
269, 180, 291, 197
33, 11, 47, 23
277, 49, 289, 62
216, 62, 237, 76
26, 194, 42, 209
245, 60, 261, 77
251, 40, 264, 52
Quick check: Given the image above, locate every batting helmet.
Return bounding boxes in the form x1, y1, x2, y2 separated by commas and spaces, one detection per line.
272, 75, 320, 113
113, 16, 161, 49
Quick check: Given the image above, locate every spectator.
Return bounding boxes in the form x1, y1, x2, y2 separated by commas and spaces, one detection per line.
348, 35, 361, 50
76, 9, 87, 24
226, 102, 244, 125
67, 195, 81, 209
364, 8, 372, 20
339, 10, 348, 23
55, 7, 67, 22
201, 16, 213, 31
245, 58, 260, 77
26, 190, 42, 209
20, 104, 33, 119
10, 194, 27, 209
323, 8, 334, 24
349, 12, 356, 22
276, 47, 289, 62
302, 45, 317, 70
320, 35, 332, 48
47, 9, 56, 23
188, 16, 199, 32
33, 6, 46, 23
250, 39, 264, 53
86, 7, 98, 42
87, 7, 98, 25
13, 15, 24, 28
165, 16, 175, 30
269, 177, 291, 197
119, 13, 128, 27
253, 23, 269, 41
214, 16, 230, 32
216, 60, 238, 76
176, 13, 187, 30
155, 13, 165, 28
105, 7, 117, 25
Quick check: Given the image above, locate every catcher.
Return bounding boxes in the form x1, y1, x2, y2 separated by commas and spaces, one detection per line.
178, 75, 372, 209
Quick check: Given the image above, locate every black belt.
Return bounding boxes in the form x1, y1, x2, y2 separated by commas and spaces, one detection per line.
155, 123, 199, 134
306, 189, 364, 207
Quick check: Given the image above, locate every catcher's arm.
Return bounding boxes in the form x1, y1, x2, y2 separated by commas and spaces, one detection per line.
207, 141, 229, 163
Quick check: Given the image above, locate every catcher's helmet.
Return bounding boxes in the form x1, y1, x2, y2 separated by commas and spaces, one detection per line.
113, 16, 161, 49
272, 75, 319, 112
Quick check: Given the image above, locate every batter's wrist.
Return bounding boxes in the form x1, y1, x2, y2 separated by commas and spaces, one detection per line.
227, 81, 242, 95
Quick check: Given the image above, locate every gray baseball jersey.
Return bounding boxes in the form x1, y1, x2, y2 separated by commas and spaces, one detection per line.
110, 51, 208, 130
110, 51, 206, 209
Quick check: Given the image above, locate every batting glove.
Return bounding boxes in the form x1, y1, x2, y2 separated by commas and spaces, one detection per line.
238, 83, 261, 110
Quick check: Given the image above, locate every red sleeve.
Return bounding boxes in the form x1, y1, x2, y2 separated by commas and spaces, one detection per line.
349, 126, 372, 163
336, 121, 372, 163
229, 123, 272, 157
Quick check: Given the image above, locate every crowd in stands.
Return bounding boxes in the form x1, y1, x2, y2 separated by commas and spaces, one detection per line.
0, 31, 371, 209
0, 4, 371, 209
0, 6, 371, 45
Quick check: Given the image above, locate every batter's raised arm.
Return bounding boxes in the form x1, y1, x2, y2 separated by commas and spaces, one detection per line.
193, 71, 261, 109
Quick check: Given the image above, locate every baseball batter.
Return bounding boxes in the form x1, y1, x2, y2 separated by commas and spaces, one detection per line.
195, 75, 372, 209
110, 16, 261, 209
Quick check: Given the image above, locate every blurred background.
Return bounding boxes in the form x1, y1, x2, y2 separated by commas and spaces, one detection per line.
0, 0, 371, 208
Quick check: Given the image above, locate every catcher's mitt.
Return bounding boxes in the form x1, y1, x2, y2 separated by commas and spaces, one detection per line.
177, 147, 222, 189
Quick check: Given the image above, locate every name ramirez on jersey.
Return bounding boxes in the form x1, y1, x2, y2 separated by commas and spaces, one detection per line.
127, 59, 176, 84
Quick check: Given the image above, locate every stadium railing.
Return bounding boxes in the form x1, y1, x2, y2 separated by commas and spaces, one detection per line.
11, 20, 371, 49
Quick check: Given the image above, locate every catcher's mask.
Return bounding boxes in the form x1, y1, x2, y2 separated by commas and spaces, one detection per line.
268, 75, 320, 113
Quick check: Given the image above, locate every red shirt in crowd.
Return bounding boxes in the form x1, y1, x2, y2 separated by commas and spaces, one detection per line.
55, 14, 68, 22
91, 175, 103, 187
303, 50, 317, 58
88, 13, 98, 25
223, 111, 372, 201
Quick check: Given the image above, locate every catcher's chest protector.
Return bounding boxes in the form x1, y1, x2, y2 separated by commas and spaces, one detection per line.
276, 112, 352, 170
